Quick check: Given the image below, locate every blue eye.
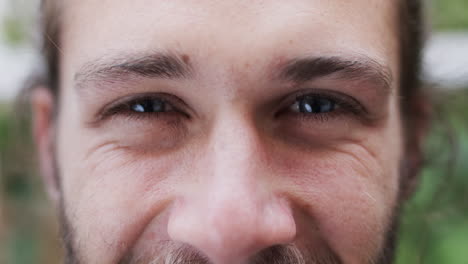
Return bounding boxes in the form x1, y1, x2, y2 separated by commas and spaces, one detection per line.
291, 95, 338, 114
130, 98, 173, 113
93, 93, 192, 126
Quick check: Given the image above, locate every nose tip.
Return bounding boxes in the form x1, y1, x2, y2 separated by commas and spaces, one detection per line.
167, 193, 296, 263
167, 113, 296, 263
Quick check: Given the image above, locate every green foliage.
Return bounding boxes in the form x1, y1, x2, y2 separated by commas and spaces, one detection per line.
1, 16, 28, 46
433, 0, 468, 30
0, 103, 53, 264
396, 89, 468, 264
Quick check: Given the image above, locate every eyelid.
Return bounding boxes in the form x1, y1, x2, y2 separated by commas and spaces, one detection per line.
276, 89, 368, 118
93, 92, 191, 124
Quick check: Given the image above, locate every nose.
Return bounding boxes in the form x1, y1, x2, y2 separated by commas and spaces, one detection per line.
167, 113, 296, 264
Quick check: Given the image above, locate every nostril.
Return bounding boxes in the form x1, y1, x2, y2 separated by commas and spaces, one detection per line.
258, 197, 297, 246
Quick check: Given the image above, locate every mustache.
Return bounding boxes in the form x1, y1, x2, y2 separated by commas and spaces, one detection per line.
119, 242, 343, 264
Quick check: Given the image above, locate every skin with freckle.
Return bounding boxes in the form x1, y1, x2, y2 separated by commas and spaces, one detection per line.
31, 0, 427, 263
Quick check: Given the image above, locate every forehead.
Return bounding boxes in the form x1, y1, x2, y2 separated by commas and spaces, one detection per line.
61, 0, 398, 81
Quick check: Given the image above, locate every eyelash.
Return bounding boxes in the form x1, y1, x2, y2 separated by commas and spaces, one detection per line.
98, 93, 189, 123
279, 90, 366, 122
98, 91, 365, 123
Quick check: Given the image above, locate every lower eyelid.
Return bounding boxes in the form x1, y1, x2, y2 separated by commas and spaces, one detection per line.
89, 107, 182, 128
119, 110, 183, 121
101, 113, 186, 135
297, 110, 342, 122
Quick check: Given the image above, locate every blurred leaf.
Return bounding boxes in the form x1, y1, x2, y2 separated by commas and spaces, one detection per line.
433, 0, 468, 30
396, 88, 468, 264
1, 16, 28, 46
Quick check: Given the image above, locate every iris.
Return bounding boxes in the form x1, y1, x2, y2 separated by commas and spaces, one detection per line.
131, 99, 167, 113
298, 96, 336, 114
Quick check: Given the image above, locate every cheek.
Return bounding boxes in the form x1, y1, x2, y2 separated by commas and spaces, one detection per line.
58, 140, 187, 263
276, 139, 400, 262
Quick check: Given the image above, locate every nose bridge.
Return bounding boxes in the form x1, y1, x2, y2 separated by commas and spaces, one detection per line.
167, 110, 296, 263
210, 109, 263, 179
203, 109, 273, 250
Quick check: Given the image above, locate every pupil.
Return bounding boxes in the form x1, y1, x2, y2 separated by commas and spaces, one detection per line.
299, 97, 335, 114
132, 99, 166, 113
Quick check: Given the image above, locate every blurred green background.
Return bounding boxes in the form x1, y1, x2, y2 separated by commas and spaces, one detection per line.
0, 0, 468, 263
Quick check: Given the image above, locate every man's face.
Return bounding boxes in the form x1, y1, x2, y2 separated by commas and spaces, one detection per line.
38, 0, 404, 263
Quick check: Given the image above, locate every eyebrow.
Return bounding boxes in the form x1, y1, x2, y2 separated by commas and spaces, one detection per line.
74, 52, 392, 92
74, 52, 192, 89
277, 56, 393, 91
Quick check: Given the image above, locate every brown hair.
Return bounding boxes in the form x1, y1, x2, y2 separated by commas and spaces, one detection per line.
38, 0, 61, 93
